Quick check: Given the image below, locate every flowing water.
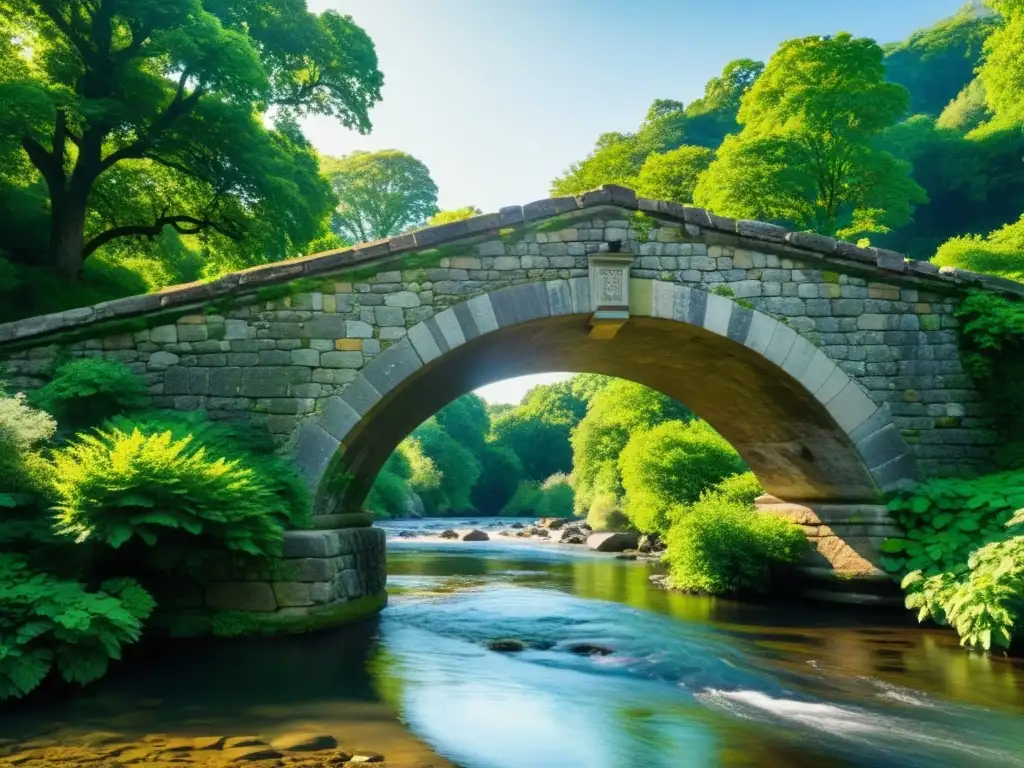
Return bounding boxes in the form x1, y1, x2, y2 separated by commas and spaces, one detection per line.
5, 516, 1024, 767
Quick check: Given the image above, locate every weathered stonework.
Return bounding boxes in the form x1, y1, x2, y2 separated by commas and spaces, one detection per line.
0, 186, 1009, 585
204, 527, 386, 623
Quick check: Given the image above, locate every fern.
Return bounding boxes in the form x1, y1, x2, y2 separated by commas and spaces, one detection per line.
0, 554, 154, 700
31, 358, 147, 430
50, 427, 294, 568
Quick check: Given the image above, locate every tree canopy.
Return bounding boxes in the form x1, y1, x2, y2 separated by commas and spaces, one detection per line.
694, 33, 926, 239
0, 0, 382, 280
323, 149, 439, 243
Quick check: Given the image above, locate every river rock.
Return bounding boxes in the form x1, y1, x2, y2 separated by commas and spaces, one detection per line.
539, 517, 570, 530
567, 643, 613, 656
561, 534, 586, 545
221, 745, 283, 761
349, 750, 385, 762
461, 529, 490, 541
487, 638, 526, 652
439, 529, 458, 539
223, 737, 267, 749
270, 732, 338, 752
510, 522, 524, 529
587, 532, 640, 552
192, 736, 228, 750
615, 552, 638, 560
637, 533, 665, 553
535, 528, 549, 538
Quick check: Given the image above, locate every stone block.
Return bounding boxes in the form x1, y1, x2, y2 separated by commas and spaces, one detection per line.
341, 376, 382, 417
208, 367, 242, 397
376, 270, 401, 283
375, 306, 405, 327
434, 308, 467, 349
287, 558, 336, 582
150, 325, 178, 344
188, 368, 210, 396
477, 240, 505, 257
291, 348, 321, 367
206, 582, 276, 612
335, 339, 362, 351
380, 327, 407, 340
164, 366, 191, 395
345, 320, 373, 338
272, 581, 313, 608
408, 322, 442, 363
282, 530, 342, 558
240, 367, 306, 397
763, 322, 798, 366
321, 351, 363, 368
703, 293, 733, 337
360, 338, 422, 396
826, 381, 878, 434
258, 350, 291, 365
303, 315, 347, 339
148, 350, 180, 370
226, 352, 258, 367
384, 291, 420, 308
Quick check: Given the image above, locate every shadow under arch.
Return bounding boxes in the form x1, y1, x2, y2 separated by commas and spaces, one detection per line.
294, 279, 915, 517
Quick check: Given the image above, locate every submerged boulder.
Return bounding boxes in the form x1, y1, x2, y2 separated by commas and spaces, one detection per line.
487, 638, 527, 652
587, 532, 640, 552
439, 529, 458, 540
461, 529, 490, 541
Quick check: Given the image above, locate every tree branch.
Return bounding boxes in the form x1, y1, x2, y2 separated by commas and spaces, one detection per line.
21, 135, 65, 194
82, 214, 242, 258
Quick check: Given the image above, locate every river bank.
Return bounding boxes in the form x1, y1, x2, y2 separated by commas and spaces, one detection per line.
4, 518, 1024, 768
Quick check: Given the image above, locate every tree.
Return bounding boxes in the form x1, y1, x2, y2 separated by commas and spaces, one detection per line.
434, 394, 489, 458
0, 1, 382, 279
324, 150, 439, 243
550, 135, 644, 196
427, 206, 481, 226
883, 7, 999, 116
618, 420, 743, 534
937, 79, 991, 132
682, 59, 765, 149
694, 33, 926, 239
979, 0, 1024, 125
570, 380, 690, 516
471, 444, 523, 513
634, 146, 714, 204
411, 419, 479, 514
932, 215, 1024, 282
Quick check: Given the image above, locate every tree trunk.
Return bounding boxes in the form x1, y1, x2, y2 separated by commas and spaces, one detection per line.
48, 193, 89, 281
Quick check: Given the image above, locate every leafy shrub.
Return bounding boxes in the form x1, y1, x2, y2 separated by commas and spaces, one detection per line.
880, 471, 1024, 578
714, 471, 764, 506
414, 419, 480, 514
33, 358, 147, 429
0, 392, 56, 496
501, 481, 542, 517
105, 411, 310, 527
664, 493, 805, 596
0, 554, 154, 701
933, 215, 1024, 283
586, 494, 632, 532
903, 530, 1024, 651
50, 428, 294, 567
536, 473, 575, 519
619, 420, 744, 534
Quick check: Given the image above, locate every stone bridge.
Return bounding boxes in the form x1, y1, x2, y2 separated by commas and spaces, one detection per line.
1, 185, 1017, 607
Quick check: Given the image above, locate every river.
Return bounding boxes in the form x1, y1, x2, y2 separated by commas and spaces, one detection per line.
4, 516, 1024, 767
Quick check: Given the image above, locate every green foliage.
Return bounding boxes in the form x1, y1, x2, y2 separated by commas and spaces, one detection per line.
694, 33, 926, 239
586, 492, 632, 532
883, 7, 999, 116
881, 471, 1024, 577
0, 0, 381, 286
618, 420, 744, 534
32, 359, 147, 430
365, 469, 412, 520
0, 392, 55, 496
571, 380, 690, 515
714, 471, 764, 506
634, 146, 714, 204
934, 215, 1024, 283
0, 554, 154, 700
323, 150, 439, 242
472, 444, 523, 513
427, 207, 482, 226
105, 410, 311, 527
978, 0, 1024, 125
491, 379, 592, 482
903, 534, 1024, 651
952, 292, 1024, 461
435, 394, 490, 458
663, 493, 805, 596
536, 474, 575, 519
49, 427, 295, 567
412, 419, 480, 514
937, 79, 991, 133
501, 481, 543, 517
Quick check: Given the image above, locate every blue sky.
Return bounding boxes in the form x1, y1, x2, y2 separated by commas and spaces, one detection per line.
304, 0, 965, 402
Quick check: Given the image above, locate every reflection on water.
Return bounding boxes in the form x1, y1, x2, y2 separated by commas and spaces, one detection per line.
4, 517, 1024, 768
379, 519, 1024, 767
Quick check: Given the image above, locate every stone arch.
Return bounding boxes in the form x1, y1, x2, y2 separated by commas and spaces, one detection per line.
293, 278, 914, 518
